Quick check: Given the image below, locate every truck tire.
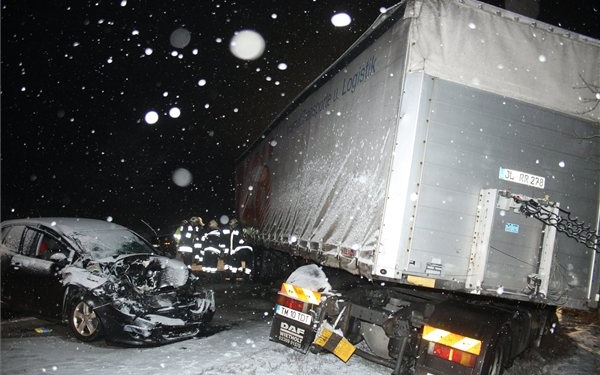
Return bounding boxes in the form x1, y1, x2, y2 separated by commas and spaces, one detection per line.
480, 326, 509, 375
68, 299, 103, 342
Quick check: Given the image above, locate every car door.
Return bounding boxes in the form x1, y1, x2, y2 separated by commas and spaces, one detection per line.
6, 227, 68, 318
1, 224, 26, 307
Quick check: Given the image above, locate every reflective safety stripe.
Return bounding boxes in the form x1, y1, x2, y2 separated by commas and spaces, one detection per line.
313, 326, 355, 362
422, 325, 482, 355
280, 283, 321, 305
178, 246, 193, 253
406, 275, 436, 288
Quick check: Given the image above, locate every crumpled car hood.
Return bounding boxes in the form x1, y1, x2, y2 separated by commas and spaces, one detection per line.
110, 254, 190, 292
62, 254, 212, 319
62, 254, 190, 291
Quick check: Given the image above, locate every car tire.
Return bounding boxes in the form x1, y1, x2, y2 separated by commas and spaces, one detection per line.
68, 300, 103, 342
202, 309, 215, 325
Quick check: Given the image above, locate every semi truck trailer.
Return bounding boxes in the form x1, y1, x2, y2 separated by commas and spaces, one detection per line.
235, 0, 600, 374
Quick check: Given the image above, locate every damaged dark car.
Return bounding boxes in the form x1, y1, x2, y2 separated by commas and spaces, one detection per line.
0, 217, 215, 346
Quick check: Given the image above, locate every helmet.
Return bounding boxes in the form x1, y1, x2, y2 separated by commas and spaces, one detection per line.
209, 220, 219, 229
190, 216, 204, 226
229, 219, 238, 227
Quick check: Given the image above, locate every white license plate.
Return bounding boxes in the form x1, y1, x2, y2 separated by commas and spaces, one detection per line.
499, 167, 545, 189
275, 304, 312, 325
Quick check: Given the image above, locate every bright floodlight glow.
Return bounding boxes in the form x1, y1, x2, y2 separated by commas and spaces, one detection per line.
229, 30, 266, 60
144, 48, 153, 55
198, 79, 207, 86
170, 28, 191, 49
331, 12, 352, 27
172, 168, 193, 187
277, 62, 288, 70
219, 215, 230, 225
169, 107, 181, 118
144, 110, 159, 125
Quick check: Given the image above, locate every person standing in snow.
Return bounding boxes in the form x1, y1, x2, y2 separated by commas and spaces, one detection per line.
199, 219, 222, 275
223, 219, 253, 281
176, 216, 203, 267
173, 219, 187, 247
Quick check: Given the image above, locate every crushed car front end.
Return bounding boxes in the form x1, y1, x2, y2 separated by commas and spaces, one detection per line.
63, 254, 216, 346
93, 285, 215, 346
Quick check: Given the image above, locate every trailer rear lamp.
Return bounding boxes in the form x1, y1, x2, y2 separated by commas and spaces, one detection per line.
422, 325, 482, 355
427, 342, 477, 368
276, 293, 307, 312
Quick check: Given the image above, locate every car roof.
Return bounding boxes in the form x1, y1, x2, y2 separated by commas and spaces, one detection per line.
1, 217, 130, 236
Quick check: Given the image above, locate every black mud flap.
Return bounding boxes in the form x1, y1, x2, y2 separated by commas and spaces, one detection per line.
270, 314, 316, 353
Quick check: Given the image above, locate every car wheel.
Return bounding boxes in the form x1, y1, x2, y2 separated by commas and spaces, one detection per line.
69, 300, 103, 342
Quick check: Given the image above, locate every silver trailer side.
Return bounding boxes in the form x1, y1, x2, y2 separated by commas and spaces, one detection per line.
239, 0, 600, 373
236, 0, 599, 310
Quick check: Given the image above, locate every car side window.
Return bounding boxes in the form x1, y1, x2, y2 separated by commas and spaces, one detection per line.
38, 233, 69, 262
22, 229, 41, 257
1, 225, 25, 252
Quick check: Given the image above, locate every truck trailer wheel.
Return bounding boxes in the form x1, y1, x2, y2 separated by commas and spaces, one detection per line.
480, 326, 509, 375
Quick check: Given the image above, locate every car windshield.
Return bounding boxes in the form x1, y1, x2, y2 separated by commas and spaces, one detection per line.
70, 228, 154, 260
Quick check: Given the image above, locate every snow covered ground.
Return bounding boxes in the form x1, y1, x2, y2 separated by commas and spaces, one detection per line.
1, 280, 599, 375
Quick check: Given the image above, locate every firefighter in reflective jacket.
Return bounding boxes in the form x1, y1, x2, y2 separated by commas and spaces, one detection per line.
199, 220, 222, 273
173, 220, 186, 246
223, 219, 253, 278
177, 216, 203, 267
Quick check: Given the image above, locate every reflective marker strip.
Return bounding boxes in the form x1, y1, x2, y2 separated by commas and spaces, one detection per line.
406, 275, 436, 288
280, 283, 321, 305
313, 327, 355, 362
422, 325, 482, 355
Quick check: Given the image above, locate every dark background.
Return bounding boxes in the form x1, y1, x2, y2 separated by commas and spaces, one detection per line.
2, 0, 599, 238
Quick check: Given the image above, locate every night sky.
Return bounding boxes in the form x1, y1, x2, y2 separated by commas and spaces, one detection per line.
2, 0, 599, 238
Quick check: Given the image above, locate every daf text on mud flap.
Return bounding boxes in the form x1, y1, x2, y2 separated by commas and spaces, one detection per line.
277, 322, 306, 349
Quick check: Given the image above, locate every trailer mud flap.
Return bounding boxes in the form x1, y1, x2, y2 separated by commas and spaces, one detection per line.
270, 314, 315, 353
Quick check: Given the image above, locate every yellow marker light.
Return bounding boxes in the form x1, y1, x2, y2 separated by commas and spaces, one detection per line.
280, 283, 322, 305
